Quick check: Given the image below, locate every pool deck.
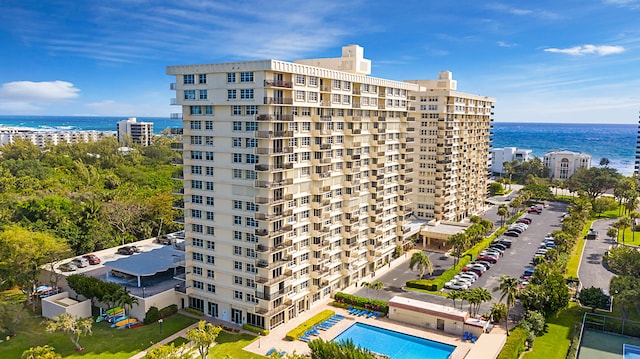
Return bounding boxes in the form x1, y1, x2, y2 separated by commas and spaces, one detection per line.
243, 304, 507, 358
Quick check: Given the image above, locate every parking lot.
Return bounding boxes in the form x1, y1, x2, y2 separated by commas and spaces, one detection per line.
352, 201, 569, 313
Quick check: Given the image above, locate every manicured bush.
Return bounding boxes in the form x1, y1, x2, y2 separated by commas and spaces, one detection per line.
285, 309, 335, 341
497, 327, 527, 359
185, 307, 204, 316
144, 306, 160, 324
334, 292, 388, 314
243, 323, 269, 336
159, 304, 178, 317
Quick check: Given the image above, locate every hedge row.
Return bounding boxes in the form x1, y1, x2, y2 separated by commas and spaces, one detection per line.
334, 292, 388, 314
144, 304, 179, 324
285, 309, 335, 341
243, 323, 269, 336
497, 327, 528, 359
185, 307, 204, 316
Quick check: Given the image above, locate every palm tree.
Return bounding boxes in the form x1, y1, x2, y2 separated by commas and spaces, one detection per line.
446, 290, 462, 309
630, 211, 640, 242
361, 281, 371, 297
446, 232, 469, 266
371, 281, 383, 300
497, 205, 509, 227
615, 217, 632, 243
471, 288, 492, 317
494, 275, 519, 336
409, 251, 434, 280
117, 290, 139, 317
607, 227, 619, 243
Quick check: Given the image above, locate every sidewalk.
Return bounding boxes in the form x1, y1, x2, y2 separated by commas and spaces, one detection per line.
129, 319, 199, 359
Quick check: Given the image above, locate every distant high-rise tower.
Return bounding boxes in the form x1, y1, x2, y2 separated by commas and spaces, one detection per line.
116, 117, 153, 146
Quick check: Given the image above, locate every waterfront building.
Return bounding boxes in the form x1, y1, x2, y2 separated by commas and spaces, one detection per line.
490, 147, 532, 176
406, 72, 495, 222
543, 150, 591, 179
116, 117, 153, 146
166, 45, 494, 330
0, 128, 106, 147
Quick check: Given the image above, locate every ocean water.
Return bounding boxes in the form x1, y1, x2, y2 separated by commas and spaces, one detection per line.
0, 116, 636, 176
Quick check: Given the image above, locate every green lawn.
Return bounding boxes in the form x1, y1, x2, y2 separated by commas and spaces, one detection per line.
565, 220, 594, 278
523, 303, 587, 359
208, 331, 264, 359
0, 311, 198, 358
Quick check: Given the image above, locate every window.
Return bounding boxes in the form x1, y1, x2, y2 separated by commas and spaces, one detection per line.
191, 106, 202, 115
308, 92, 318, 102
192, 180, 202, 189
191, 209, 201, 218
332, 79, 341, 89
193, 238, 204, 247
206, 240, 215, 250
233, 200, 243, 210
246, 105, 258, 115
295, 74, 305, 85
205, 167, 214, 176
184, 74, 195, 84
191, 151, 202, 160
234, 261, 243, 270
191, 136, 202, 145
206, 255, 215, 264
193, 224, 203, 233
245, 122, 258, 131
205, 120, 213, 129
246, 263, 257, 273
240, 72, 254, 82
234, 276, 243, 285
184, 90, 196, 100
246, 138, 258, 148
245, 154, 258, 164
207, 269, 214, 278
205, 106, 213, 115
233, 246, 242, 256
207, 284, 216, 293
309, 76, 318, 86
199, 74, 207, 84
227, 73, 236, 83
233, 153, 243, 163
240, 89, 254, 99
205, 182, 214, 191
232, 105, 242, 115
193, 266, 202, 276
234, 216, 242, 225
199, 90, 208, 100
233, 121, 242, 131
234, 291, 243, 300
232, 169, 243, 179
228, 90, 237, 100
193, 252, 203, 262
205, 151, 214, 161
296, 91, 305, 101
246, 202, 258, 211
190, 120, 202, 130
193, 280, 204, 290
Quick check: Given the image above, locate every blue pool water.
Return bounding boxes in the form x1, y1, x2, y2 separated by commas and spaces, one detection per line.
333, 322, 455, 359
624, 344, 640, 359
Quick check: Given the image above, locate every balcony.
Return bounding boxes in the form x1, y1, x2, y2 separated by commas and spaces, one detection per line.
255, 269, 293, 286
264, 97, 293, 105
264, 80, 293, 88
172, 187, 184, 195
256, 147, 294, 155
254, 178, 293, 189
254, 194, 293, 205
311, 172, 330, 181
255, 299, 293, 317
255, 131, 294, 139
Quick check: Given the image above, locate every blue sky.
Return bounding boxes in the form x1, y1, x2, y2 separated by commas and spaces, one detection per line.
0, 0, 639, 123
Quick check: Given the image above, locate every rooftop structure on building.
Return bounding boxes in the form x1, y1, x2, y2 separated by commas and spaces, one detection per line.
166, 44, 494, 331
116, 117, 153, 146
543, 150, 591, 179
491, 147, 533, 176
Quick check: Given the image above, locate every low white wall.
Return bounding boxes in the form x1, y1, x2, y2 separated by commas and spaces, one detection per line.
129, 290, 183, 321
42, 292, 91, 319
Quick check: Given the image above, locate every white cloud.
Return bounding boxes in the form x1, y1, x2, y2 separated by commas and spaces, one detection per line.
0, 80, 80, 101
604, 0, 640, 9
497, 41, 517, 47
544, 44, 625, 56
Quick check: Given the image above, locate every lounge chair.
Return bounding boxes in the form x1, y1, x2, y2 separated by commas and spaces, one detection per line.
278, 351, 286, 357
367, 311, 376, 318
349, 308, 360, 315
334, 314, 345, 319
359, 310, 370, 317
471, 336, 477, 343
462, 332, 470, 341
299, 336, 311, 342
267, 348, 277, 355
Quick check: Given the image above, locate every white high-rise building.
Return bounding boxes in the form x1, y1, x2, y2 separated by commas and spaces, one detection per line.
166, 45, 494, 330
491, 147, 533, 175
116, 117, 153, 146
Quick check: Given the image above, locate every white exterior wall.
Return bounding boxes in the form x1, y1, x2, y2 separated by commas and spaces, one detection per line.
490, 147, 533, 175
543, 150, 592, 179
42, 292, 92, 319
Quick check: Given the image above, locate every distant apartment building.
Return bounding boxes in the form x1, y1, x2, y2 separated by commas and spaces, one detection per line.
543, 150, 591, 179
0, 128, 105, 147
490, 147, 532, 175
406, 72, 495, 222
166, 45, 494, 330
116, 117, 153, 146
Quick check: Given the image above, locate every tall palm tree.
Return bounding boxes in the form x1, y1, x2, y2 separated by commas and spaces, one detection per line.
371, 281, 383, 300
615, 217, 632, 243
446, 232, 469, 266
494, 275, 519, 336
497, 205, 509, 227
409, 251, 434, 280
117, 290, 139, 317
471, 288, 492, 317
446, 290, 462, 309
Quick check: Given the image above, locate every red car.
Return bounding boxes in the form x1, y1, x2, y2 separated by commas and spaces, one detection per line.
83, 254, 101, 265
476, 255, 498, 264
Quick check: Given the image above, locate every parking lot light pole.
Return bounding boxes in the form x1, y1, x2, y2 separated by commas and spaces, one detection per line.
158, 318, 163, 334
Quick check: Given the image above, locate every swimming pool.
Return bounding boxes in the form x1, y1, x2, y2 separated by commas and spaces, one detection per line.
624, 344, 640, 359
333, 322, 456, 359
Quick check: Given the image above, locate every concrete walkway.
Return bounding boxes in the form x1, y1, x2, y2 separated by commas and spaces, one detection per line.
578, 218, 617, 292
129, 320, 199, 359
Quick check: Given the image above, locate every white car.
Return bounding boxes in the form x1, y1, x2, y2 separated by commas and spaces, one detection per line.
445, 280, 470, 290
535, 249, 548, 255
458, 271, 479, 281
455, 273, 477, 283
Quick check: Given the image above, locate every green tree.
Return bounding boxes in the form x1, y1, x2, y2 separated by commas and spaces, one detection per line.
615, 217, 632, 243
447, 290, 462, 310
495, 275, 519, 336
409, 251, 434, 280
187, 320, 222, 359
45, 313, 93, 351
579, 287, 610, 311
22, 345, 62, 359
605, 245, 640, 275
144, 343, 191, 359
370, 281, 383, 300
307, 338, 376, 359
592, 197, 618, 217
497, 205, 509, 227
469, 288, 492, 317
447, 232, 469, 266
565, 167, 622, 201
116, 289, 139, 317
489, 182, 504, 196
490, 303, 508, 323
0, 301, 26, 337
520, 310, 546, 336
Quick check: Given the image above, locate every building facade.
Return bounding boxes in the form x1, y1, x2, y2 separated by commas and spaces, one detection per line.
116, 117, 153, 146
490, 147, 532, 175
0, 128, 106, 147
166, 45, 493, 330
406, 72, 495, 222
543, 150, 591, 179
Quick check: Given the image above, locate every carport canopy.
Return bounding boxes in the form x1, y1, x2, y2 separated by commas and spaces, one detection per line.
104, 246, 184, 287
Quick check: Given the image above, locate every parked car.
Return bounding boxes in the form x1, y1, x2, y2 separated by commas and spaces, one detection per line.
522, 269, 534, 280
83, 254, 101, 265
462, 265, 485, 276
516, 218, 531, 224
456, 272, 478, 282
58, 262, 78, 272
527, 207, 541, 214
494, 238, 512, 248
476, 255, 498, 264
445, 280, 470, 290
490, 243, 508, 251
451, 276, 474, 285
510, 223, 528, 230
156, 235, 174, 245
480, 249, 502, 257
117, 246, 140, 255
506, 227, 525, 234
72, 257, 89, 268
469, 260, 492, 269
503, 231, 519, 237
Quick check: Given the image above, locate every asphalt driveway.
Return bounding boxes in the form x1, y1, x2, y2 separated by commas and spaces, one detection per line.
578, 218, 617, 292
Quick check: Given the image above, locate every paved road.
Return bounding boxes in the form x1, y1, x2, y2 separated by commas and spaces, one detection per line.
579, 218, 617, 292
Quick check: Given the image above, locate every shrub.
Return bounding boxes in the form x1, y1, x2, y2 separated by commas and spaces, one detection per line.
285, 310, 335, 341
334, 292, 388, 314
144, 306, 160, 324
159, 304, 178, 317
497, 327, 527, 359
243, 323, 269, 336
185, 307, 204, 316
